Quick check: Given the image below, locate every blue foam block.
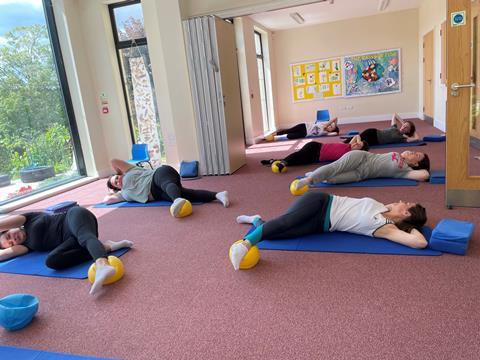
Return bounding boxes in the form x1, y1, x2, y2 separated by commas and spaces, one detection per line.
0, 248, 130, 279
0, 346, 114, 359
430, 170, 445, 184
45, 201, 78, 214
93, 200, 202, 208
429, 219, 475, 255
347, 130, 359, 135
254, 226, 441, 256
423, 134, 446, 142
307, 177, 418, 187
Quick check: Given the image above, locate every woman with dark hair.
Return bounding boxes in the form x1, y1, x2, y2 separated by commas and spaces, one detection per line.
292, 150, 430, 191
0, 206, 133, 295
261, 135, 369, 168
356, 113, 420, 146
265, 118, 339, 141
104, 159, 229, 217
229, 192, 428, 270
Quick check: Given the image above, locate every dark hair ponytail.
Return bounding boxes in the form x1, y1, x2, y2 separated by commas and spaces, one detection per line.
395, 204, 427, 233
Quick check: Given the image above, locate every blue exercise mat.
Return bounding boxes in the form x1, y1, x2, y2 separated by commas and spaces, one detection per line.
93, 200, 202, 208
0, 346, 115, 360
0, 248, 130, 279
339, 137, 426, 148
253, 226, 441, 256
306, 177, 418, 187
430, 170, 445, 184
423, 134, 446, 142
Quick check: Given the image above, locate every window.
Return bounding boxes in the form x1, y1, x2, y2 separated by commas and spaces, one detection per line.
254, 30, 273, 132
0, 0, 85, 205
109, 0, 165, 165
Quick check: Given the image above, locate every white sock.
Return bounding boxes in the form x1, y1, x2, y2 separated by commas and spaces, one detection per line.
89, 264, 115, 295
236, 214, 261, 224
216, 191, 229, 207
295, 177, 311, 190
106, 240, 133, 252
274, 134, 288, 141
229, 242, 249, 271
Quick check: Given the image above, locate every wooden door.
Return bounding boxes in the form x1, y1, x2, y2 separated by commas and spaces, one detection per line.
215, 17, 246, 174
423, 30, 434, 119
446, 0, 480, 207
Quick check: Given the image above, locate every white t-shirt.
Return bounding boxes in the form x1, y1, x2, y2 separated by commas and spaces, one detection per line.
305, 122, 327, 137
329, 196, 393, 236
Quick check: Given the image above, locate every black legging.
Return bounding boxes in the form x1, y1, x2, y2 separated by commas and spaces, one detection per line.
283, 141, 322, 166
45, 207, 107, 270
245, 192, 332, 245
150, 165, 217, 203
359, 128, 379, 145
277, 123, 307, 140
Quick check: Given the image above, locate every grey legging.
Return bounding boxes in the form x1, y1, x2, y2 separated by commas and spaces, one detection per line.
308, 150, 376, 184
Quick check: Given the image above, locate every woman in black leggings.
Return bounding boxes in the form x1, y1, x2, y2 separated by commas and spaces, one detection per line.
104, 159, 229, 217
229, 192, 428, 270
0, 206, 133, 295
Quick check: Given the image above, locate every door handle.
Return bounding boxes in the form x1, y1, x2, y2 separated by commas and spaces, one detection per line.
451, 82, 476, 91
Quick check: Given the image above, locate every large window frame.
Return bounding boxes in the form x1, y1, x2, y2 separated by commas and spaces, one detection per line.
44, 0, 86, 176
254, 30, 272, 132
108, 0, 149, 144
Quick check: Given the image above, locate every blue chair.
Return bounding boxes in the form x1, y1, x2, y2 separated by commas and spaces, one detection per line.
316, 109, 330, 123
127, 144, 153, 169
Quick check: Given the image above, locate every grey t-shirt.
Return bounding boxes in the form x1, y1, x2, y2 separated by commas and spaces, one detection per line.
121, 167, 155, 203
376, 125, 406, 144
362, 152, 412, 178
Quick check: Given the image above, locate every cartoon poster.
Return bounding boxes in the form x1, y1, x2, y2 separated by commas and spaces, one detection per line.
343, 49, 401, 97
291, 57, 342, 102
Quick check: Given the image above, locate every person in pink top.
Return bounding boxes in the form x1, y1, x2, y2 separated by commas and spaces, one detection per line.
261, 135, 369, 167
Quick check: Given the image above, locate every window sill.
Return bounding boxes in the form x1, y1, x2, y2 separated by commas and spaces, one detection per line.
0, 177, 98, 214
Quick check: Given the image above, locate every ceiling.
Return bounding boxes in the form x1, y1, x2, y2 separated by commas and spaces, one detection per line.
249, 0, 422, 31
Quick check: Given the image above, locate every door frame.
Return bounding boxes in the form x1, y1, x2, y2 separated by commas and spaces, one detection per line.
423, 30, 434, 120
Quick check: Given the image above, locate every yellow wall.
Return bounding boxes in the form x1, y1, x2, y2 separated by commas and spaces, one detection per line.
272, 8, 420, 128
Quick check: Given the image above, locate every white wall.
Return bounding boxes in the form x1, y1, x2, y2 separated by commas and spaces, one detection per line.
418, 0, 447, 131
272, 9, 420, 128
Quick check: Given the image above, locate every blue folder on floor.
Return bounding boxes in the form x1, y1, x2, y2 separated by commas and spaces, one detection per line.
0, 346, 115, 360
0, 248, 130, 279
307, 178, 418, 187
93, 200, 201, 208
253, 227, 441, 256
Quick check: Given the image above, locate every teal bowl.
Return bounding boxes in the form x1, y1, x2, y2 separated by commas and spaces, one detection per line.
0, 294, 39, 331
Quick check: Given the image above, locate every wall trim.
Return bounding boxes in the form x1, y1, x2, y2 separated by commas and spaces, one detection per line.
330, 112, 422, 125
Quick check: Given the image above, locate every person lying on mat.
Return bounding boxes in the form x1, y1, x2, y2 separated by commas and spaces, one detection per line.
0, 206, 133, 295
103, 159, 229, 216
291, 150, 430, 191
261, 135, 369, 167
265, 118, 339, 141
354, 113, 420, 146
229, 191, 428, 269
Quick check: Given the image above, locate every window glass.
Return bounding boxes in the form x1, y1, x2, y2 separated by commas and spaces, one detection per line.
113, 2, 145, 41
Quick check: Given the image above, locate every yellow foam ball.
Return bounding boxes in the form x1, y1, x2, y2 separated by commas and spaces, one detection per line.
264, 134, 275, 142
170, 199, 193, 218
88, 256, 124, 285
271, 160, 287, 174
229, 240, 260, 270
290, 179, 309, 196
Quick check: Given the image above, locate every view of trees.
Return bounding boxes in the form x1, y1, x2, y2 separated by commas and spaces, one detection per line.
0, 24, 73, 178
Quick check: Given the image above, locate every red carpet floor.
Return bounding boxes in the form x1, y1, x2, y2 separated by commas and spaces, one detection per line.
1, 120, 479, 360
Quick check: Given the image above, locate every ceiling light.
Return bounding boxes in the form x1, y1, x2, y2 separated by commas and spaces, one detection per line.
378, 0, 390, 11
290, 12, 305, 24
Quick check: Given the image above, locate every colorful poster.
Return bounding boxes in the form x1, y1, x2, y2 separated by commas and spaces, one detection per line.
343, 49, 401, 97
291, 57, 343, 102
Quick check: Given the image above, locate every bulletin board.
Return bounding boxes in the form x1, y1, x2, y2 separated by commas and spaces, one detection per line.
290, 57, 343, 102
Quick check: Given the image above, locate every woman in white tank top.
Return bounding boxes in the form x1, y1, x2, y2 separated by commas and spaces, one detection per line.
229, 192, 428, 270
